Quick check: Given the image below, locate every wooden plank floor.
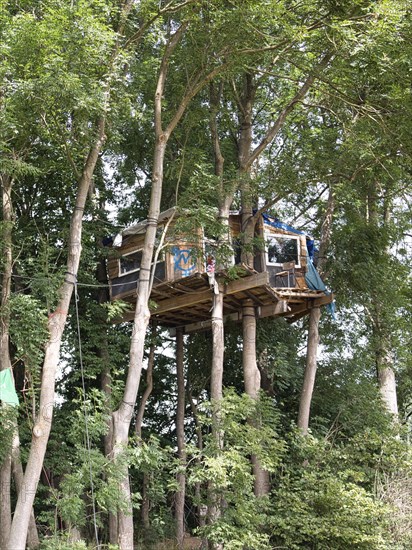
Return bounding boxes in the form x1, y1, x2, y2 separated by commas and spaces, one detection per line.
115, 269, 333, 329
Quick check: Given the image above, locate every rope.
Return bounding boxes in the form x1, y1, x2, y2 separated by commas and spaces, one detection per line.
73, 278, 101, 550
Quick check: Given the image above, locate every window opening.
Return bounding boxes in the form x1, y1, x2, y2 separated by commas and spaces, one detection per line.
266, 233, 300, 267
119, 250, 165, 277
119, 250, 143, 275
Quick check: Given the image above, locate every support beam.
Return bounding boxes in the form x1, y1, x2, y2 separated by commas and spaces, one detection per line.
151, 272, 270, 319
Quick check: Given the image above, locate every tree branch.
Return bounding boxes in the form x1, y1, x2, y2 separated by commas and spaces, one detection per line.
247, 51, 334, 168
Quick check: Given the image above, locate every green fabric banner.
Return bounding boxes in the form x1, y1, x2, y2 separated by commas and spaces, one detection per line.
0, 369, 19, 407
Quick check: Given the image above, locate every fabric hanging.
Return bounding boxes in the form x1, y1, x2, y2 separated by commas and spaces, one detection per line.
0, 368, 19, 407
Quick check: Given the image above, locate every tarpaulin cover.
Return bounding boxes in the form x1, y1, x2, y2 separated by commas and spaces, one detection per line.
305, 257, 336, 318
0, 369, 19, 407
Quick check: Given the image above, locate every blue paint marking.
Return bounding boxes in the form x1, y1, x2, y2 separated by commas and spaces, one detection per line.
172, 247, 196, 277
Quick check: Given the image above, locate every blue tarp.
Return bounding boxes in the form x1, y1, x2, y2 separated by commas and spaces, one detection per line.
305, 257, 336, 319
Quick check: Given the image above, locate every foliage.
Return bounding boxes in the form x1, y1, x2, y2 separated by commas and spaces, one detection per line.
190, 391, 285, 549
269, 432, 406, 549
128, 436, 178, 543
0, 406, 17, 464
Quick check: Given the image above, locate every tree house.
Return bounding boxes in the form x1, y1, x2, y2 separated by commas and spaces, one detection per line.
106, 208, 333, 330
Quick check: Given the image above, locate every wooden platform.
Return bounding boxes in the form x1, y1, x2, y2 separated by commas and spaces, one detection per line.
117, 268, 333, 330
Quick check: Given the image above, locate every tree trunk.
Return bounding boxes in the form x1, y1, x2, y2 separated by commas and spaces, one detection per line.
175, 328, 186, 548
0, 456, 12, 550
297, 186, 334, 434
373, 191, 398, 417
110, 131, 166, 549
297, 307, 321, 435
135, 330, 155, 537
0, 174, 39, 550
242, 300, 270, 496
237, 74, 270, 496
0, 173, 13, 550
135, 329, 156, 438
108, 23, 199, 548
187, 386, 206, 538
10, 434, 39, 549
7, 123, 106, 550
375, 328, 398, 416
207, 82, 227, 547
208, 291, 224, 550
378, 362, 398, 416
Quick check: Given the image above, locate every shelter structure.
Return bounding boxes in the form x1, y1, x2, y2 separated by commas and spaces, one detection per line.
106, 208, 333, 331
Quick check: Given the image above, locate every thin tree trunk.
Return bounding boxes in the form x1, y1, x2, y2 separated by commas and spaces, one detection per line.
297, 186, 334, 434
96, 254, 118, 545
208, 292, 224, 550
297, 306, 321, 434
135, 330, 155, 535
0, 174, 39, 549
10, 435, 39, 549
237, 74, 270, 495
242, 300, 270, 496
0, 173, 13, 550
187, 387, 206, 532
175, 328, 186, 548
0, 456, 12, 550
135, 329, 156, 438
7, 121, 106, 550
207, 82, 227, 545
110, 25, 188, 550
374, 192, 398, 417
111, 133, 167, 549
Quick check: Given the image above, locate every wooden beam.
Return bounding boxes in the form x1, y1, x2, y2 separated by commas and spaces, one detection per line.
150, 272, 270, 318
220, 272, 269, 294
258, 301, 290, 318
152, 288, 212, 316
276, 290, 325, 299
169, 311, 242, 335
170, 298, 290, 335
281, 292, 335, 323
244, 289, 266, 306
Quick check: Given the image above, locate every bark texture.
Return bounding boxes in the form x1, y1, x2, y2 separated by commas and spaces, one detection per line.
369, 185, 398, 416
10, 435, 39, 548
208, 291, 224, 550
237, 75, 270, 495
378, 361, 398, 416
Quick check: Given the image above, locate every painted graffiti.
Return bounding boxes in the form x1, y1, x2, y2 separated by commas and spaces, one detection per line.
172, 247, 196, 277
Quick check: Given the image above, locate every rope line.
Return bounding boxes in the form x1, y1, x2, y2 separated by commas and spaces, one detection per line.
73, 278, 101, 550
4, 271, 222, 293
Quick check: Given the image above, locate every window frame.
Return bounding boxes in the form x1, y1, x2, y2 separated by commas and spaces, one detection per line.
265, 232, 301, 268
118, 249, 165, 277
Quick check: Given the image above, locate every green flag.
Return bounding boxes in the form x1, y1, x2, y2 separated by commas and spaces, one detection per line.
0, 369, 19, 407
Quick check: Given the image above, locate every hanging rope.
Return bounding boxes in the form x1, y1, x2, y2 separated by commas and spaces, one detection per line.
73, 277, 101, 550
